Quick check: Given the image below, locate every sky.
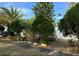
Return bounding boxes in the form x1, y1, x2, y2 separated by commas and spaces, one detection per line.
54, 2, 68, 22
0, 2, 68, 21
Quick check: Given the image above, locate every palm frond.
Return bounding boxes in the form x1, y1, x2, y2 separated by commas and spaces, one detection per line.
0, 7, 11, 17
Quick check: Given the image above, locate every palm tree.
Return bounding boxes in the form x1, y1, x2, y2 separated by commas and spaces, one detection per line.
0, 7, 24, 24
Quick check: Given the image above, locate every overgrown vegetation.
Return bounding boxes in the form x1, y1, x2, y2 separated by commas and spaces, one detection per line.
58, 3, 79, 39
0, 2, 79, 55
32, 2, 55, 44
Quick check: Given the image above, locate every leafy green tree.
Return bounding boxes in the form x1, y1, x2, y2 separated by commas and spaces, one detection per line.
32, 2, 54, 20
8, 19, 22, 34
8, 19, 27, 34
26, 16, 36, 30
58, 3, 79, 38
32, 14, 55, 44
32, 2, 55, 44
0, 7, 27, 36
